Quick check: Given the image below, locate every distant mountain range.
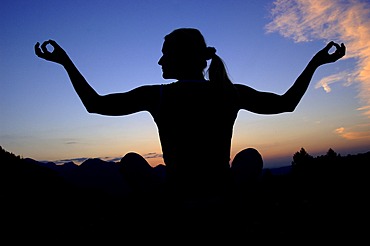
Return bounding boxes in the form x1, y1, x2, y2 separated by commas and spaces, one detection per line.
24, 155, 291, 194
22, 156, 168, 197
1, 145, 292, 197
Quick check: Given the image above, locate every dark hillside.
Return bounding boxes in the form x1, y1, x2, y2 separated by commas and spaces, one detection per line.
1, 146, 368, 243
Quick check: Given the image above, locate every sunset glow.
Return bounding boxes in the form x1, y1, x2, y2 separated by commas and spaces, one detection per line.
1, 0, 369, 168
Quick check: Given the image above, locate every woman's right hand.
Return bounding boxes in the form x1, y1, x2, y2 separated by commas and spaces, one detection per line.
35, 40, 70, 65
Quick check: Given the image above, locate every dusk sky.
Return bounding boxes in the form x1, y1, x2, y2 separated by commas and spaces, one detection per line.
1, 0, 369, 168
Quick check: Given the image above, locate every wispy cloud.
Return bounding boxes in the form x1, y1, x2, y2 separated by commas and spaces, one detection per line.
335, 124, 370, 140
101, 156, 123, 163
65, 141, 78, 145
143, 152, 163, 159
266, 0, 370, 117
54, 157, 88, 165
314, 71, 350, 93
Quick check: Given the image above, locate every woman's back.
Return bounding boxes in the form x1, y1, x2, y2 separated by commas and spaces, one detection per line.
152, 80, 239, 199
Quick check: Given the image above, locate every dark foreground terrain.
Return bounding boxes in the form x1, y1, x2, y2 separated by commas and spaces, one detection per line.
1, 146, 369, 244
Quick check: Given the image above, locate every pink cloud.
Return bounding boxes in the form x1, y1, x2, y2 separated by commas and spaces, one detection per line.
266, 0, 370, 117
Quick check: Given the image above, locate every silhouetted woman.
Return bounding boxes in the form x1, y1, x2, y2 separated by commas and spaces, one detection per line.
35, 28, 345, 210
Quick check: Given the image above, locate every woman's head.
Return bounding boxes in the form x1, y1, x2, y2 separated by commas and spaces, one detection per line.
158, 28, 233, 86
158, 28, 209, 80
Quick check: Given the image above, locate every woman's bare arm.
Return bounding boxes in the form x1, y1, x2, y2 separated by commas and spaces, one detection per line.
236, 41, 346, 114
35, 40, 158, 116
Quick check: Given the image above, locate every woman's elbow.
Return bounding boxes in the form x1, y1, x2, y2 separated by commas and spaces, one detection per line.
84, 103, 100, 114
280, 97, 300, 112
285, 104, 297, 113
82, 96, 103, 114
86, 107, 96, 114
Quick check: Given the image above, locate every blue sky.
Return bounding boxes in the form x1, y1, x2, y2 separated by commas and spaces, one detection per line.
1, 0, 369, 168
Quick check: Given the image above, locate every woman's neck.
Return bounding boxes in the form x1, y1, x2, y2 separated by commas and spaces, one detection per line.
176, 71, 205, 81
178, 78, 208, 83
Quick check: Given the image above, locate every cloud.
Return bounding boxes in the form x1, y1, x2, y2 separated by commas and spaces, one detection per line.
357, 105, 370, 117
266, 0, 370, 117
65, 141, 78, 145
143, 152, 163, 159
335, 127, 345, 134
54, 157, 88, 165
314, 71, 350, 93
101, 156, 123, 163
334, 125, 370, 140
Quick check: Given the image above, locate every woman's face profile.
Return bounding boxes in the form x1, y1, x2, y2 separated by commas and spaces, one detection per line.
158, 40, 184, 79
158, 34, 206, 80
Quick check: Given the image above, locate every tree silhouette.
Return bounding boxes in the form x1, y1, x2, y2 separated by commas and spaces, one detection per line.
326, 148, 338, 158
292, 147, 313, 166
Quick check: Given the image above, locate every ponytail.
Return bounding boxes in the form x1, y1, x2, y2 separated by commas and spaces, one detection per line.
205, 47, 239, 105
205, 47, 233, 86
